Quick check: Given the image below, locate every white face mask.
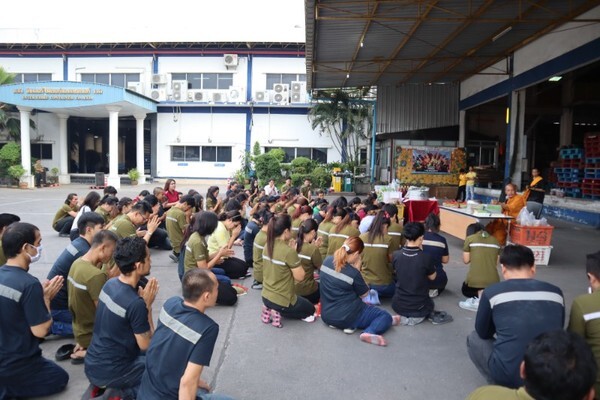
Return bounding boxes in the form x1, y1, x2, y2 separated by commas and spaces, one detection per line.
27, 244, 43, 263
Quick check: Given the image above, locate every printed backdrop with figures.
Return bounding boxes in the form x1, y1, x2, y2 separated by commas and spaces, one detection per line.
412, 148, 452, 174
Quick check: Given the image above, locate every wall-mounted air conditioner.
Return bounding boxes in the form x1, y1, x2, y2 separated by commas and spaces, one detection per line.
254, 91, 270, 102
272, 83, 289, 105
212, 91, 227, 103
290, 81, 307, 104
127, 82, 143, 94
188, 90, 208, 102
224, 54, 238, 69
150, 88, 167, 101
172, 80, 188, 102
151, 74, 167, 85
228, 87, 244, 103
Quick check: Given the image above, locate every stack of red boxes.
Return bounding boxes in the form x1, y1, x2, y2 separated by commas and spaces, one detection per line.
583, 134, 600, 200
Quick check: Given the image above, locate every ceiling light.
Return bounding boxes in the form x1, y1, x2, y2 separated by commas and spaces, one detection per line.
548, 76, 562, 82
346, 73, 350, 79
492, 26, 512, 42
360, 41, 364, 48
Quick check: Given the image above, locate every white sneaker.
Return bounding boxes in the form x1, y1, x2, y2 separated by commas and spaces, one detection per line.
302, 315, 316, 323
459, 297, 480, 311
429, 289, 439, 298
343, 328, 356, 334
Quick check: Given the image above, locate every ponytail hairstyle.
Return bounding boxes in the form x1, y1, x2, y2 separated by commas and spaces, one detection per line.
296, 218, 318, 253
266, 214, 291, 258
322, 205, 335, 223
292, 205, 312, 220
117, 197, 133, 214
368, 210, 391, 243
295, 197, 309, 207
333, 237, 365, 272
331, 196, 348, 208
333, 207, 351, 233
218, 210, 242, 223
258, 208, 274, 228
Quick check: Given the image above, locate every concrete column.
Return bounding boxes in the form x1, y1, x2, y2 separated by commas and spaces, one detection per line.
458, 110, 466, 148
559, 74, 574, 147
106, 106, 121, 189
18, 106, 34, 188
511, 90, 526, 188
56, 114, 70, 184
134, 113, 147, 183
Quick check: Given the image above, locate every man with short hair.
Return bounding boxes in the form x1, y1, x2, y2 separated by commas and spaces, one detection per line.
281, 177, 293, 194
94, 195, 118, 225
0, 222, 68, 398
47, 212, 105, 337
68, 230, 119, 362
467, 244, 565, 388
110, 201, 160, 244
165, 194, 195, 262
138, 269, 233, 400
142, 194, 173, 251
467, 330, 597, 400
301, 178, 312, 200
264, 179, 278, 196
85, 237, 159, 399
568, 250, 600, 396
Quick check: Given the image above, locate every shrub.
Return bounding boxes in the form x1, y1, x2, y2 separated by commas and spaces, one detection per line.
290, 173, 304, 187
269, 148, 286, 163
0, 142, 21, 176
254, 152, 281, 185
290, 157, 314, 175
7, 164, 25, 181
311, 166, 332, 189
252, 141, 261, 156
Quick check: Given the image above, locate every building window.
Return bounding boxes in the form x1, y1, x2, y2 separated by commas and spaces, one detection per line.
264, 147, 327, 163
30, 143, 53, 160
171, 146, 200, 162
266, 73, 306, 89
359, 148, 368, 165
171, 73, 233, 90
12, 73, 52, 83
171, 146, 231, 162
80, 73, 140, 87
202, 146, 232, 162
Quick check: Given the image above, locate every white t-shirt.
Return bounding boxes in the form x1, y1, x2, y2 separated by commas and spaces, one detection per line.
71, 205, 92, 232
264, 185, 278, 196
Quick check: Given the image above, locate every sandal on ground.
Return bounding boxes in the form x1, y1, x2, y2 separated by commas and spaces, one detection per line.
270, 309, 283, 328
261, 305, 272, 324
359, 333, 387, 346
70, 348, 87, 365
55, 343, 75, 361
428, 311, 453, 325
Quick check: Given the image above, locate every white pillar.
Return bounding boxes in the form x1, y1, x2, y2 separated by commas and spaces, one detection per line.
56, 113, 70, 184
458, 110, 466, 148
134, 113, 146, 184
18, 106, 34, 188
106, 106, 121, 189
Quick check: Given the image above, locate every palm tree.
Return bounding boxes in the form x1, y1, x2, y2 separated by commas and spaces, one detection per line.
308, 88, 372, 166
0, 66, 36, 141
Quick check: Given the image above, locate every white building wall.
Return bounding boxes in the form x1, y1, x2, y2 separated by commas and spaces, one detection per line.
67, 56, 154, 93
26, 112, 60, 169
0, 57, 63, 80
251, 57, 306, 92
460, 59, 508, 101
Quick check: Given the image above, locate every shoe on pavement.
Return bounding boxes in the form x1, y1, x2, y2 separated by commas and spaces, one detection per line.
400, 316, 426, 326
302, 315, 316, 323
169, 253, 178, 263
251, 280, 263, 290
459, 297, 480, 312
359, 333, 387, 346
343, 328, 356, 334
428, 311, 453, 325
429, 289, 439, 298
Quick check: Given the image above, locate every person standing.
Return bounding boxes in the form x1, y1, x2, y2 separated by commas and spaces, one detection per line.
467, 244, 565, 388
456, 168, 467, 202
523, 167, 546, 204
34, 159, 46, 188
465, 166, 477, 201
0, 222, 68, 399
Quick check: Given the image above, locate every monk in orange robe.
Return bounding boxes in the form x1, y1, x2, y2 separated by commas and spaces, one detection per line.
486, 183, 525, 245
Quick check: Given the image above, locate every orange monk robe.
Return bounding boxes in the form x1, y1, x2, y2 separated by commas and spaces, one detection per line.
486, 193, 526, 245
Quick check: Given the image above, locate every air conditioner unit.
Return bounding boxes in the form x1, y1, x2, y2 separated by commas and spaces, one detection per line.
212, 91, 227, 103
272, 83, 289, 105
188, 90, 208, 102
127, 82, 143, 94
172, 80, 188, 102
150, 88, 167, 101
224, 54, 238, 69
228, 86, 244, 103
151, 74, 167, 85
254, 91, 270, 102
290, 81, 307, 104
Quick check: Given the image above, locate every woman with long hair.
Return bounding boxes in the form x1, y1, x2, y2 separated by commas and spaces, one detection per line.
70, 191, 101, 241
326, 207, 360, 257
206, 186, 223, 214
207, 210, 249, 279
294, 219, 322, 310
320, 237, 399, 346
179, 211, 238, 306
291, 205, 312, 233
359, 211, 395, 298
261, 214, 315, 328
163, 178, 180, 210
422, 213, 449, 297
317, 206, 335, 258
251, 208, 273, 290
383, 203, 403, 251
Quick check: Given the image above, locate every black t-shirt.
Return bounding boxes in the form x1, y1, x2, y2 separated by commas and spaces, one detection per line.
476, 278, 564, 388
47, 236, 91, 310
391, 247, 436, 317
319, 256, 369, 328
243, 220, 260, 263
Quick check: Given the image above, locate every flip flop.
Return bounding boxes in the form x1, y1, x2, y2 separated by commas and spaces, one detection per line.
70, 355, 85, 365
55, 343, 75, 361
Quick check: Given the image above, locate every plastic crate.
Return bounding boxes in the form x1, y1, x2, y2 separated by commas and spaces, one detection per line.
509, 224, 554, 246
508, 242, 553, 266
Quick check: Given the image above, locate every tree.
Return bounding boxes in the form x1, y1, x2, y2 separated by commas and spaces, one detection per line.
0, 66, 36, 141
308, 88, 372, 167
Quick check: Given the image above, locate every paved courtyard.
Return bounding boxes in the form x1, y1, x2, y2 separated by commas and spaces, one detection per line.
2, 183, 599, 400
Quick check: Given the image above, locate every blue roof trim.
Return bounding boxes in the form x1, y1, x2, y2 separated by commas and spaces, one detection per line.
157, 105, 311, 114
460, 37, 600, 110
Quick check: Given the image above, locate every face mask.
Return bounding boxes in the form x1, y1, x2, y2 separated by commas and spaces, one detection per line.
27, 244, 43, 263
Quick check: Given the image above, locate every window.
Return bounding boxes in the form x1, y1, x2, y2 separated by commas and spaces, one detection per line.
264, 147, 327, 163
171, 146, 200, 162
30, 143, 53, 160
171, 73, 233, 90
266, 73, 306, 90
359, 148, 368, 165
12, 73, 52, 83
172, 146, 231, 162
202, 146, 232, 162
80, 73, 140, 87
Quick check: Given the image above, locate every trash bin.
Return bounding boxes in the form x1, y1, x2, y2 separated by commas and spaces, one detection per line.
343, 173, 353, 192
331, 168, 342, 192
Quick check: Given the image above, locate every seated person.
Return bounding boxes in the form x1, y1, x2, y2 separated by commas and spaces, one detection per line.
294, 219, 323, 309
467, 244, 565, 388
165, 195, 195, 261
47, 213, 104, 337
94, 195, 118, 225
138, 269, 235, 400
84, 237, 159, 399
141, 194, 174, 251
568, 250, 600, 396
391, 222, 452, 326
67, 230, 118, 363
467, 330, 596, 400
458, 223, 501, 312
422, 213, 449, 298
486, 183, 525, 245
0, 222, 68, 399
53, 193, 80, 237
359, 211, 394, 298
110, 201, 160, 245
0, 213, 20, 265
207, 211, 248, 279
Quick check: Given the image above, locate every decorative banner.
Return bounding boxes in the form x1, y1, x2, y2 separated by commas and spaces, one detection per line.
412, 148, 451, 174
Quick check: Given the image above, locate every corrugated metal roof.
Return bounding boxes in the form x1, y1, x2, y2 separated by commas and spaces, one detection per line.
306, 0, 599, 90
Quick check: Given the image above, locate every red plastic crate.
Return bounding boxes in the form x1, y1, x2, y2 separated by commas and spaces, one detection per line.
509, 224, 554, 246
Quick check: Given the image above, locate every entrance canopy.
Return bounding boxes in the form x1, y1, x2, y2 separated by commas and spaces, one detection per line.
0, 81, 157, 117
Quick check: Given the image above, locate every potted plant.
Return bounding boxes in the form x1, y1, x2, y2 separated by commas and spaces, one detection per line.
127, 168, 140, 185
48, 167, 59, 184
8, 165, 26, 188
